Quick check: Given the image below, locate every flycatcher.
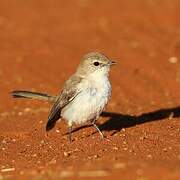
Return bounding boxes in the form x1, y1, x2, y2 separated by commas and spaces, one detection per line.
11, 52, 116, 142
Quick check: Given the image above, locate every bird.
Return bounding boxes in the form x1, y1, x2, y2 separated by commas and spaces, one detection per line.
11, 52, 116, 142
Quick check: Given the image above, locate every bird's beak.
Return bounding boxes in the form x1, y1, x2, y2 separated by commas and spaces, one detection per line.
109, 60, 117, 65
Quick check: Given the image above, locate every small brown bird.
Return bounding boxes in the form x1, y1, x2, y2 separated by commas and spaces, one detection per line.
11, 52, 116, 141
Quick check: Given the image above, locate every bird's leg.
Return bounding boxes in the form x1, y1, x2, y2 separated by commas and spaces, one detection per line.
68, 125, 72, 142
92, 119, 104, 139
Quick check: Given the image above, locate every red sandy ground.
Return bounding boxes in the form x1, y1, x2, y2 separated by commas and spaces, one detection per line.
0, 0, 180, 179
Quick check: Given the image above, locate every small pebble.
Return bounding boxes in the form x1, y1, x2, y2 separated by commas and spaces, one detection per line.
64, 151, 70, 157
112, 147, 118, 150
32, 154, 37, 157
168, 56, 178, 64
24, 108, 31, 112
20, 171, 24, 175
18, 112, 23, 116
2, 139, 6, 144
1, 167, 15, 172
139, 136, 145, 140
40, 140, 45, 144
147, 154, 152, 158
93, 154, 99, 159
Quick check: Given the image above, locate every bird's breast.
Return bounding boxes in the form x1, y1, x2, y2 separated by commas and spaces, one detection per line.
62, 75, 111, 125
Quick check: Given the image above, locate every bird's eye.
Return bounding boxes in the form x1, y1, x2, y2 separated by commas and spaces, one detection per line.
93, 61, 99, 66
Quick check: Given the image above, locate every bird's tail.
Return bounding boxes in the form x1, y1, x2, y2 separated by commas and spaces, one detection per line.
11, 90, 57, 103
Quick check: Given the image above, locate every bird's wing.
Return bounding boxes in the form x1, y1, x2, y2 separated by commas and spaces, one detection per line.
46, 75, 82, 131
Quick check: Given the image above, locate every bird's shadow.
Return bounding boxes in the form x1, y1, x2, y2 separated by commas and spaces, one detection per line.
72, 106, 180, 135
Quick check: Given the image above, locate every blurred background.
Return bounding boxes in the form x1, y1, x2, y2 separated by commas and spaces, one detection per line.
0, 0, 180, 179
0, 0, 180, 109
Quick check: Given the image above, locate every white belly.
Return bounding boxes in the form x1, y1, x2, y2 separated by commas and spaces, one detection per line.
61, 75, 111, 125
